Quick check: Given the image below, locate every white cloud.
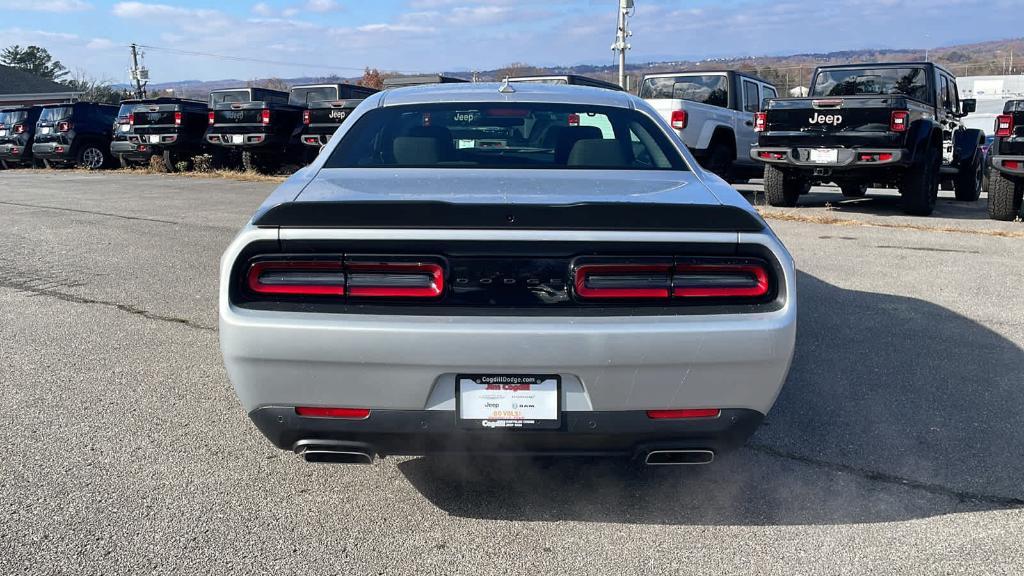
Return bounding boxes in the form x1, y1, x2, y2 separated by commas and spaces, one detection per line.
252, 2, 273, 16
305, 0, 340, 12
85, 38, 115, 50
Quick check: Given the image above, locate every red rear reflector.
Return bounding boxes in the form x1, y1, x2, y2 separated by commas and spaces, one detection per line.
890, 110, 909, 133
54, 146, 65, 153
295, 407, 370, 419
574, 263, 672, 299
1005, 160, 1021, 170
208, 111, 215, 125
758, 151, 785, 160
303, 110, 310, 125
670, 110, 688, 130
995, 115, 1014, 137
261, 109, 271, 125
10, 147, 19, 154
673, 263, 770, 298
754, 112, 767, 132
859, 152, 894, 162
568, 113, 580, 126
247, 261, 345, 296
346, 261, 445, 298
174, 111, 182, 126
647, 408, 721, 420
304, 136, 319, 144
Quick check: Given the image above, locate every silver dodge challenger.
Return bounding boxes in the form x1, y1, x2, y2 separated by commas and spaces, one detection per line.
219, 82, 797, 466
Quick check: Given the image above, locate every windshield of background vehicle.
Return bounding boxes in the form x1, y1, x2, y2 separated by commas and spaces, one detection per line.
38, 107, 72, 123
210, 91, 251, 105
639, 75, 729, 107
0, 110, 27, 127
289, 86, 339, 106
812, 67, 931, 101
325, 103, 688, 171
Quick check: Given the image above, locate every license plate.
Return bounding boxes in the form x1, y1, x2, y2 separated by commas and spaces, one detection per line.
457, 375, 560, 430
231, 135, 244, 144
810, 148, 839, 164
40, 127, 52, 135
119, 125, 130, 133
149, 135, 160, 144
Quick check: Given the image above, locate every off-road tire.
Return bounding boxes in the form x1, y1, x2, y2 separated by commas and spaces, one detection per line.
987, 170, 1023, 221
764, 164, 806, 207
840, 183, 867, 197
162, 149, 189, 173
899, 145, 940, 216
953, 149, 983, 201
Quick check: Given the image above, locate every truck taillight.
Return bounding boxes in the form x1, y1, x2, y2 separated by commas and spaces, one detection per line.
995, 115, 1014, 137
890, 110, 909, 133
261, 109, 271, 125
573, 259, 771, 301
754, 112, 767, 132
174, 112, 182, 126
568, 113, 580, 126
13, 124, 25, 134
57, 121, 72, 132
128, 113, 135, 126
208, 111, 215, 125
670, 110, 688, 130
302, 110, 310, 125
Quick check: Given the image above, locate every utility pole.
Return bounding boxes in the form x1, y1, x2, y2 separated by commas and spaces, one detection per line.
611, 0, 634, 90
129, 43, 148, 99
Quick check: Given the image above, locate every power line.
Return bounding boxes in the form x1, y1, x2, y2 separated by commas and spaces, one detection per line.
133, 44, 423, 75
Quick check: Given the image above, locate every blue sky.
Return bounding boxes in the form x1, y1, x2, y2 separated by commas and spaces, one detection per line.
0, 0, 1019, 83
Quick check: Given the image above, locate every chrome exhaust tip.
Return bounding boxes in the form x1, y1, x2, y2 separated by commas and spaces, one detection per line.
644, 449, 715, 466
301, 449, 374, 464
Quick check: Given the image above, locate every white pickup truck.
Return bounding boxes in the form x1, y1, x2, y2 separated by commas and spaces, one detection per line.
640, 70, 778, 182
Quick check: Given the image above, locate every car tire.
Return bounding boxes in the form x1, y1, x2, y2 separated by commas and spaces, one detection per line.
987, 170, 1023, 221
840, 183, 867, 197
163, 149, 189, 172
764, 164, 805, 207
899, 145, 940, 216
77, 143, 107, 170
703, 143, 734, 180
953, 148, 983, 201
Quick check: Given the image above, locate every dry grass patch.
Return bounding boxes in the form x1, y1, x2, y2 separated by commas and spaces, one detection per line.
758, 208, 1024, 239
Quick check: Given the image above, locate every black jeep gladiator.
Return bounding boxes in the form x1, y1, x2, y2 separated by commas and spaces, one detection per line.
32, 102, 119, 169
292, 83, 378, 151
382, 75, 468, 89
128, 97, 211, 171
0, 105, 42, 168
205, 87, 303, 174
751, 62, 984, 216
988, 100, 1024, 220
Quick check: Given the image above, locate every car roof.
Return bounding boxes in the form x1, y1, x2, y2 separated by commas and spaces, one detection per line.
377, 82, 636, 109
642, 70, 775, 85
816, 61, 953, 76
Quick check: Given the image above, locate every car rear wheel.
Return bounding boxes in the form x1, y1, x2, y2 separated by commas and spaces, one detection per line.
987, 170, 1023, 221
78, 144, 107, 170
840, 183, 867, 197
899, 145, 940, 216
163, 150, 190, 172
953, 148, 983, 201
764, 165, 805, 207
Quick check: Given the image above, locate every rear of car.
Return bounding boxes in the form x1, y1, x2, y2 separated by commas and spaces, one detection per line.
110, 100, 151, 167
33, 102, 118, 169
988, 100, 1024, 220
129, 98, 209, 170
219, 84, 797, 466
0, 106, 40, 168
294, 84, 379, 148
206, 87, 302, 173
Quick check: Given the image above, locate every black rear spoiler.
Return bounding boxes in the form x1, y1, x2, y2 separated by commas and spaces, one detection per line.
252, 201, 765, 232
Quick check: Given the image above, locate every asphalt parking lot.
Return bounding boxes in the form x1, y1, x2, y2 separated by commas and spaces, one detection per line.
1, 170, 1022, 575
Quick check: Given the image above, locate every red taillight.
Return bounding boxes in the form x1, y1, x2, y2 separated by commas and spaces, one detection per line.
247, 261, 346, 296
303, 110, 310, 125
859, 152, 894, 163
754, 112, 767, 132
568, 113, 580, 126
995, 115, 1014, 137
261, 109, 271, 125
57, 121, 72, 132
574, 263, 672, 299
13, 124, 25, 134
890, 110, 909, 133
673, 262, 770, 298
174, 111, 182, 127
1004, 160, 1021, 170
208, 111, 215, 125
647, 408, 721, 420
670, 110, 688, 130
758, 151, 785, 160
346, 260, 445, 298
295, 407, 370, 419
128, 113, 135, 126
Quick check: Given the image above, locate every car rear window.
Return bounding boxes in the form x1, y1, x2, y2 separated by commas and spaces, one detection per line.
39, 107, 72, 122
640, 75, 729, 107
324, 103, 687, 171
290, 86, 339, 106
0, 110, 27, 126
812, 67, 931, 102
210, 90, 251, 105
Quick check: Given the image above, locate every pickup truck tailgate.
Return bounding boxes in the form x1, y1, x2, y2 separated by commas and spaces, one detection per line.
761, 96, 910, 148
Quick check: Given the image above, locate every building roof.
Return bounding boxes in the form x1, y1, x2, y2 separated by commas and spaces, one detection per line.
0, 65, 73, 95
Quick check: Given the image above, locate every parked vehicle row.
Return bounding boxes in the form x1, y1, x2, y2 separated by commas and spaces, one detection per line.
988, 99, 1024, 220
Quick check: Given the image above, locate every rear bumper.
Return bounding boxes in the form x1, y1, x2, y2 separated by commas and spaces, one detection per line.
31, 142, 73, 162
206, 131, 281, 148
0, 143, 30, 162
249, 406, 764, 457
300, 130, 333, 147
751, 146, 910, 170
991, 155, 1024, 176
110, 140, 153, 162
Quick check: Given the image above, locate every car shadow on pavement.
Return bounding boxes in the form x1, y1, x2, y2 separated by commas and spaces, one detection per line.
398, 272, 1024, 526
739, 185, 990, 222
